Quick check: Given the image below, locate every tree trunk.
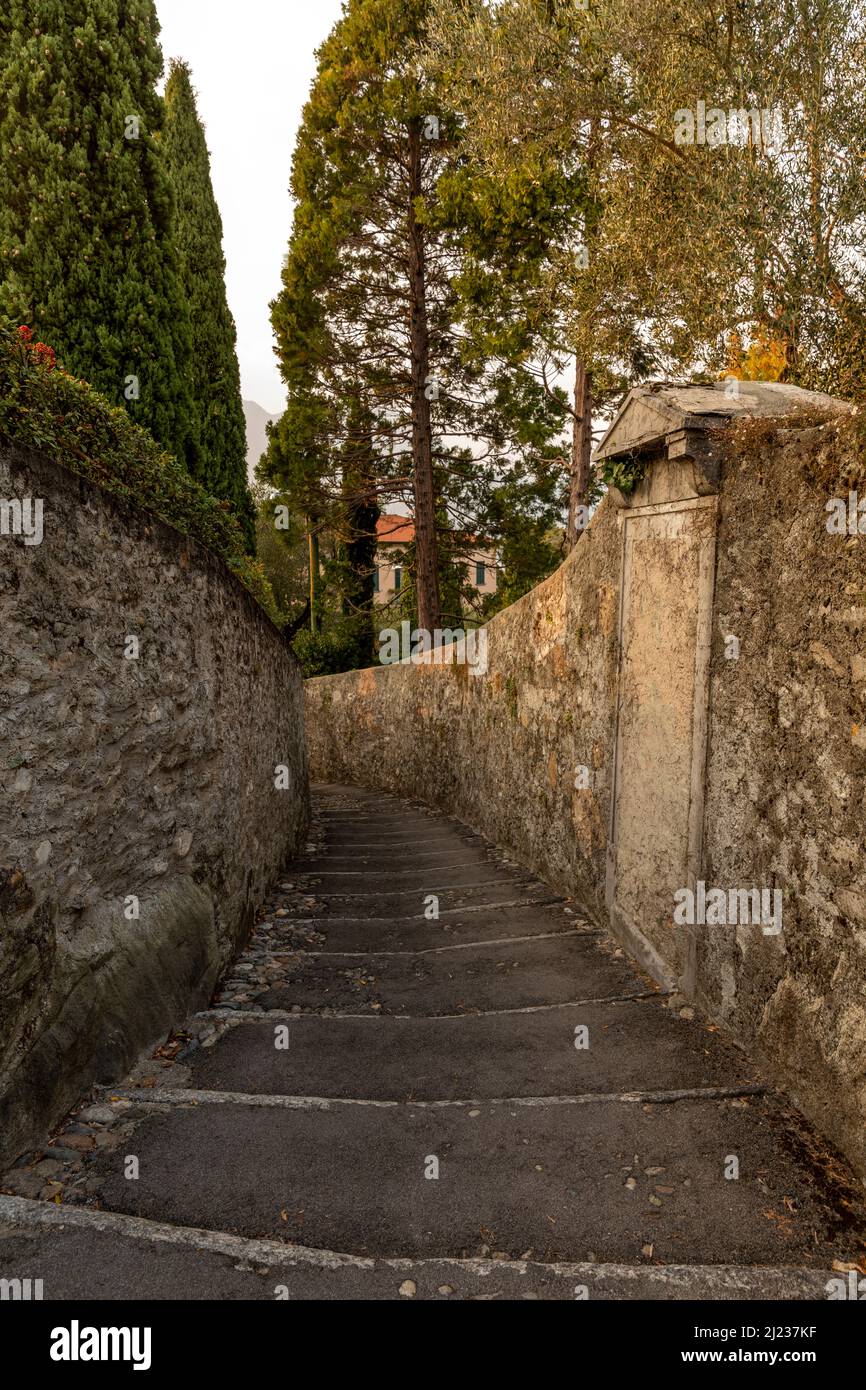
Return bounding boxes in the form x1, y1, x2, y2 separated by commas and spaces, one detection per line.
566, 113, 599, 553
407, 119, 442, 635
565, 358, 592, 551
308, 523, 320, 634
342, 401, 380, 667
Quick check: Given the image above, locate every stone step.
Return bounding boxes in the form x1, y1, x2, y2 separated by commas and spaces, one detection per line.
250, 930, 645, 1015
184, 1001, 754, 1100
315, 809, 443, 829
281, 881, 558, 921
76, 1092, 858, 1266
289, 863, 533, 892
318, 825, 479, 848
256, 902, 585, 954
290, 847, 497, 873
0, 1197, 836, 1301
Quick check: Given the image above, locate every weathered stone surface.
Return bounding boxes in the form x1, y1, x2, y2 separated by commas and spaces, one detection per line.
0, 440, 309, 1165
699, 413, 866, 1181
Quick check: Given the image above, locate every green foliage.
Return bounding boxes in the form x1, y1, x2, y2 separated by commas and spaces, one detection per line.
253, 484, 309, 625
268, 0, 572, 650
292, 620, 375, 678
430, 0, 866, 402
162, 61, 255, 548
600, 455, 647, 496
0, 0, 200, 467
487, 522, 562, 611
0, 325, 279, 622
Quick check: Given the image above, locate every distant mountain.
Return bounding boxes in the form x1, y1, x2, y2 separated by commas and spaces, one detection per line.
243, 400, 279, 484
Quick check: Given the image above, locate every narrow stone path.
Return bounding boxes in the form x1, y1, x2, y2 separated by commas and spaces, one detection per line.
2, 785, 864, 1300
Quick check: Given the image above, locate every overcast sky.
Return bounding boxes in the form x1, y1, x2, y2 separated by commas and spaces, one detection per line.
154, 0, 346, 414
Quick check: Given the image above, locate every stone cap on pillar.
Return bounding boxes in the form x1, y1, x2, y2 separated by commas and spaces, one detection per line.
593, 379, 849, 503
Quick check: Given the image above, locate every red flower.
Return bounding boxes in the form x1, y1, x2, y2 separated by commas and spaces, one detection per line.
32, 342, 56, 369
15, 325, 57, 369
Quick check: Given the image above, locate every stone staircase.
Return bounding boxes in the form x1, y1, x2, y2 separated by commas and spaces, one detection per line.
1, 785, 863, 1300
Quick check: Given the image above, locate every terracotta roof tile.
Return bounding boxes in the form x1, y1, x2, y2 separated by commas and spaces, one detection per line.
376, 513, 415, 543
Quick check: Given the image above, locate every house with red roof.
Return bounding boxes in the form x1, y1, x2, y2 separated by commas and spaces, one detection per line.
374, 513, 498, 607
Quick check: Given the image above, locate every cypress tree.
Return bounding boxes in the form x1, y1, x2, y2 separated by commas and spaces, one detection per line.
162, 60, 255, 549
0, 0, 198, 470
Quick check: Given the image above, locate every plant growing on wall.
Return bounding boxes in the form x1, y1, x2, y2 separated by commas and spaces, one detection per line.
601, 454, 648, 496
0, 325, 278, 621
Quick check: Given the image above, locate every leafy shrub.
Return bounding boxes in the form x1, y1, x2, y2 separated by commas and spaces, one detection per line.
0, 326, 282, 624
293, 621, 375, 677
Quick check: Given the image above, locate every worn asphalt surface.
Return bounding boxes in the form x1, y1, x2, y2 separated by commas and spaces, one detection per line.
2, 784, 864, 1300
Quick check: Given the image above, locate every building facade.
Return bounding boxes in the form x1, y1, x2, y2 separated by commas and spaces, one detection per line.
373, 513, 498, 606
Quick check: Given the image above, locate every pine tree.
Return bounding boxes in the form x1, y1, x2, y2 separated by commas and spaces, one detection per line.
162, 60, 255, 549
269, 0, 567, 637
0, 0, 198, 469
271, 0, 447, 632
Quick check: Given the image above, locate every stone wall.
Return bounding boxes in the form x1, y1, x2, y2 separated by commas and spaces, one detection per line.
305, 405, 866, 1182
699, 413, 866, 1179
0, 440, 309, 1165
